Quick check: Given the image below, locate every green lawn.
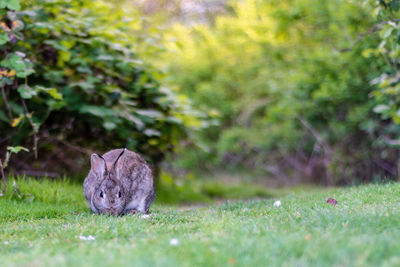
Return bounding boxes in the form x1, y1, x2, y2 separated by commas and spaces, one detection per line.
1, 178, 400, 266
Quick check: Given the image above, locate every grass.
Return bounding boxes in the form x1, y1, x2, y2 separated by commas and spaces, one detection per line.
1, 178, 400, 266
154, 172, 275, 204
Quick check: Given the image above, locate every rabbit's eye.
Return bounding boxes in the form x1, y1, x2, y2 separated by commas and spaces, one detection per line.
118, 191, 122, 198
100, 191, 104, 198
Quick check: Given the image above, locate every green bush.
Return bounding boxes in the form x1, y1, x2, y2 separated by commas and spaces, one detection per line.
368, 1, 400, 124
159, 0, 399, 184
0, 0, 199, 174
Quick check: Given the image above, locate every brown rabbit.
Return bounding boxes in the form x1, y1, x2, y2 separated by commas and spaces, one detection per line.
83, 148, 155, 216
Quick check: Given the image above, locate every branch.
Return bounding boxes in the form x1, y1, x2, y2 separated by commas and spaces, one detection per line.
0, 134, 11, 146
298, 116, 332, 154
21, 98, 38, 159
340, 24, 381, 52
237, 98, 269, 126
46, 136, 92, 155
382, 135, 400, 146
340, 19, 400, 52
1, 86, 13, 120
0, 160, 6, 196
373, 158, 396, 175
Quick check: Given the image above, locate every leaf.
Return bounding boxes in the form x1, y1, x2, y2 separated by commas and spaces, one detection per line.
7, 146, 29, 154
391, 0, 400, 11
0, 68, 15, 78
15, 51, 26, 58
144, 129, 161, 136
0, 68, 7, 77
118, 111, 145, 129
6, 0, 20, 11
373, 104, 390, 113
1, 54, 34, 78
381, 26, 394, 39
33, 22, 55, 33
11, 115, 24, 127
97, 55, 114, 61
0, 22, 10, 32
0, 33, 9, 45
378, 40, 387, 52
135, 109, 163, 118
326, 198, 337, 206
10, 54, 25, 71
69, 81, 94, 90
78, 105, 115, 117
16, 59, 34, 78
0, 109, 9, 123
7, 69, 16, 77
35, 86, 63, 100
17, 84, 37, 99
46, 99, 66, 110
362, 48, 375, 58
58, 50, 71, 66
0, 0, 6, 8
103, 121, 117, 130
47, 88, 63, 100
11, 20, 24, 31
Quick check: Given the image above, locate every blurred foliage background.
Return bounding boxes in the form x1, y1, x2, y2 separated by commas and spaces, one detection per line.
1, 0, 400, 187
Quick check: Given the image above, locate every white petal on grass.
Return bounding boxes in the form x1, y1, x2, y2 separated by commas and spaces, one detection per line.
141, 214, 150, 219
79, 235, 95, 241
3, 241, 9, 245
273, 200, 281, 207
169, 238, 179, 246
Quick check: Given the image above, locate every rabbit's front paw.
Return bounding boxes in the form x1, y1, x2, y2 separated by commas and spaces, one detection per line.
126, 209, 139, 215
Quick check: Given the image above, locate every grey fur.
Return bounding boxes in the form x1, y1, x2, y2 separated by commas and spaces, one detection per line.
83, 148, 155, 216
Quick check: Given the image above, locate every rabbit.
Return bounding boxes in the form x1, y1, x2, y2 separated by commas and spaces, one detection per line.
83, 148, 155, 216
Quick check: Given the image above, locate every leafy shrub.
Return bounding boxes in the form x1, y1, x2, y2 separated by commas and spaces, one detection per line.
0, 0, 198, 175
368, 1, 400, 126
159, 0, 399, 184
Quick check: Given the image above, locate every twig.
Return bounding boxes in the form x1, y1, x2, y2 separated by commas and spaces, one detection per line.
237, 98, 269, 126
297, 117, 334, 185
0, 135, 11, 145
340, 19, 400, 52
382, 135, 400, 146
373, 158, 396, 175
0, 160, 6, 196
340, 24, 381, 52
297, 116, 332, 154
21, 98, 38, 159
46, 136, 92, 155
1, 86, 13, 120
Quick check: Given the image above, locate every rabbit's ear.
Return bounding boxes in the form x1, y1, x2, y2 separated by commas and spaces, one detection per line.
112, 148, 127, 177
91, 153, 107, 178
